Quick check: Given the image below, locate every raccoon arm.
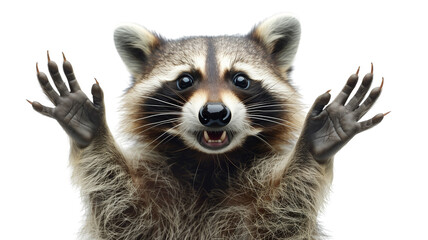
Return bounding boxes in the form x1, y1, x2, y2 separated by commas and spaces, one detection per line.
32, 54, 139, 220
69, 126, 141, 238
272, 141, 334, 203
263, 144, 333, 238
69, 125, 133, 187
271, 67, 385, 206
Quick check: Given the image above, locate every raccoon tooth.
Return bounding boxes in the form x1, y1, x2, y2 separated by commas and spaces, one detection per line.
204, 131, 209, 142
220, 131, 226, 142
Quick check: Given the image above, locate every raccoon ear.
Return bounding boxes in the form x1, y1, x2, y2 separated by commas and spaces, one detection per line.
114, 24, 163, 76
250, 15, 301, 72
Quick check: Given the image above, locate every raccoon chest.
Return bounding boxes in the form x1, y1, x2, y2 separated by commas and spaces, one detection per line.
146, 204, 255, 239
136, 188, 254, 238
135, 182, 307, 239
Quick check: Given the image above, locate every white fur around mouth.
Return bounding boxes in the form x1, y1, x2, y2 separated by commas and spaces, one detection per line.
199, 130, 230, 150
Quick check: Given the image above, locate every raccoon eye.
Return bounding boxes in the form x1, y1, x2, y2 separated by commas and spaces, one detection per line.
176, 74, 194, 90
233, 74, 250, 89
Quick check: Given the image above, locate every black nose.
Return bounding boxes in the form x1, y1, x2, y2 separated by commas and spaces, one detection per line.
199, 102, 231, 127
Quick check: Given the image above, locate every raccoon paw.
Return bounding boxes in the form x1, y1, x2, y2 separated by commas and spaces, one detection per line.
29, 52, 105, 148
301, 64, 388, 164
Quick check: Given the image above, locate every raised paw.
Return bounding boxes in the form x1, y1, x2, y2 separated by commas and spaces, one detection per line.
301, 64, 388, 164
28, 52, 105, 148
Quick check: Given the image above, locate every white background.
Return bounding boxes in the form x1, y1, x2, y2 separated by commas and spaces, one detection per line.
1, 0, 427, 239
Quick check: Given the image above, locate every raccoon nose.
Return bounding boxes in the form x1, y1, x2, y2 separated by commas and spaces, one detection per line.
199, 102, 231, 127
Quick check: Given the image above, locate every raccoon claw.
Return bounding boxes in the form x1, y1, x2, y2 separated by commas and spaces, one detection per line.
91, 79, 104, 108
301, 65, 385, 164
30, 53, 105, 148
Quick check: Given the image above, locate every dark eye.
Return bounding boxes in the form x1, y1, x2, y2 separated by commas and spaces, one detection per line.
233, 74, 250, 89
176, 74, 194, 90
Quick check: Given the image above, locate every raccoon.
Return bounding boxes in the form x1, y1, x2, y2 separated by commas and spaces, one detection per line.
30, 14, 386, 239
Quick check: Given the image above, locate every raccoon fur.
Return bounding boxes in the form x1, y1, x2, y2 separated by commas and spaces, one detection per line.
31, 14, 385, 240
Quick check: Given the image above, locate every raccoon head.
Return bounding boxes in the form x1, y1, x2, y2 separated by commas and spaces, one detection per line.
115, 14, 302, 156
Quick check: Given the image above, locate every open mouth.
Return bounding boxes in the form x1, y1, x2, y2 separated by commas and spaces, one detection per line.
198, 130, 230, 150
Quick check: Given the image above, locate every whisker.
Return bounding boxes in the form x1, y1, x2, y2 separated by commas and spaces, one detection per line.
224, 155, 231, 187
135, 118, 179, 129
249, 114, 296, 124
253, 134, 276, 151
246, 103, 288, 110
140, 96, 182, 109
146, 123, 184, 150
250, 122, 266, 128
156, 124, 188, 147
246, 105, 282, 110
132, 112, 182, 122
247, 103, 305, 111
248, 109, 290, 113
153, 92, 185, 105
150, 133, 176, 151
135, 119, 179, 134
136, 124, 172, 137
251, 121, 299, 132
139, 111, 182, 115
171, 145, 192, 153
215, 155, 222, 170
193, 157, 202, 189
138, 103, 178, 109
223, 153, 240, 170
249, 116, 298, 129
246, 100, 285, 106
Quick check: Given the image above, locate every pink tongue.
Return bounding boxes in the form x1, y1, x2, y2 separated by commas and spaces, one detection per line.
208, 131, 222, 140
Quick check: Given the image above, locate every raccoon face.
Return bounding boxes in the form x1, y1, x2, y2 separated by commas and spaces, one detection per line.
115, 15, 302, 155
